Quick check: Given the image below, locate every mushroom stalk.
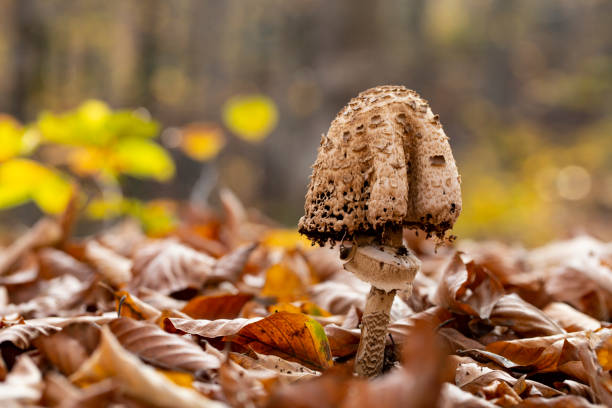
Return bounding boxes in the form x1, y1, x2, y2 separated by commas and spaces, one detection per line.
343, 228, 420, 377
355, 286, 396, 377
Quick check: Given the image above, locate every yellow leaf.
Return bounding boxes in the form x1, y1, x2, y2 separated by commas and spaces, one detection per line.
269, 301, 331, 317
228, 311, 333, 371
180, 123, 225, 161
262, 229, 312, 250
114, 138, 175, 181
67, 147, 108, 177
260, 264, 306, 302
223, 94, 278, 142
0, 115, 38, 162
157, 369, 195, 388
0, 159, 72, 214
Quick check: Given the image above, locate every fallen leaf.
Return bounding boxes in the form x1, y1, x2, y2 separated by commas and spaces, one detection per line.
228, 311, 333, 371
85, 240, 132, 286
182, 293, 253, 320
166, 317, 262, 338
543, 302, 601, 332
0, 355, 43, 405
70, 326, 225, 408
260, 263, 307, 302
115, 290, 162, 321
130, 239, 215, 295
108, 317, 221, 374
210, 243, 258, 283
0, 218, 61, 276
434, 252, 505, 319
489, 293, 565, 337
438, 382, 497, 407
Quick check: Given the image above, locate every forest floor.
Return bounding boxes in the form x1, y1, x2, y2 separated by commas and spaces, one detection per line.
0, 192, 610, 407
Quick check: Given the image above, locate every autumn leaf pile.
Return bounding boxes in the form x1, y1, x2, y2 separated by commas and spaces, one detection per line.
0, 191, 611, 408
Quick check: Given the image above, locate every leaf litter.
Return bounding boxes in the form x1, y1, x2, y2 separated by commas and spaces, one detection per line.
0, 197, 610, 407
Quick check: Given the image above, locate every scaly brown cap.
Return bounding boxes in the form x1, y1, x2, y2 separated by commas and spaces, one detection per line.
299, 85, 461, 245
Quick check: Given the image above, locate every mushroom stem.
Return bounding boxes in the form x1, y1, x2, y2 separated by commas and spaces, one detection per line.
354, 285, 396, 377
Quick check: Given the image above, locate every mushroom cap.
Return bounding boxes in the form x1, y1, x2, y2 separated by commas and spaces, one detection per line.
299, 85, 462, 244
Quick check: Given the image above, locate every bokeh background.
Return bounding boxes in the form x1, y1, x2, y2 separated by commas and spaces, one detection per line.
1, 0, 611, 245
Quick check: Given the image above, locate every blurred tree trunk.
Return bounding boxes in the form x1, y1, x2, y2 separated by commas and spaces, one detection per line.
11, 0, 46, 119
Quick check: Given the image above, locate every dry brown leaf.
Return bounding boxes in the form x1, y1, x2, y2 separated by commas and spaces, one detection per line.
230, 351, 320, 382
97, 219, 146, 257
115, 290, 162, 321
489, 293, 566, 337
544, 302, 601, 332
0, 355, 43, 405
130, 239, 215, 295
0, 218, 61, 276
85, 240, 132, 286
434, 252, 505, 319
70, 326, 225, 408
228, 311, 333, 371
166, 317, 262, 338
35, 331, 89, 376
309, 280, 367, 315
438, 382, 497, 407
210, 243, 258, 283
575, 335, 612, 406
484, 329, 612, 375
0, 319, 62, 349
108, 317, 221, 374
42, 373, 120, 408
37, 247, 94, 281
519, 395, 604, 407
182, 293, 253, 320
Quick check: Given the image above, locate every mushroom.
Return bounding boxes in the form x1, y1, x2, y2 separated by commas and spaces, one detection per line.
298, 85, 462, 377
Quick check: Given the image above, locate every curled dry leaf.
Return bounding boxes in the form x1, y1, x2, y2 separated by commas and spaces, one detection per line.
519, 395, 605, 407
130, 239, 215, 295
489, 293, 566, 337
0, 319, 61, 349
227, 311, 333, 371
37, 247, 94, 280
166, 317, 262, 338
484, 328, 612, 376
70, 326, 225, 408
35, 331, 89, 376
309, 280, 367, 315
85, 240, 132, 286
0, 218, 61, 276
438, 382, 497, 408
0, 355, 43, 405
543, 302, 601, 332
115, 290, 162, 321
434, 252, 505, 319
210, 243, 258, 283
108, 317, 221, 374
230, 351, 320, 383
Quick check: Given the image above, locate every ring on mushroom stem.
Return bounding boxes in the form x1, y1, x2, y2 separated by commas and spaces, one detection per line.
298, 85, 462, 377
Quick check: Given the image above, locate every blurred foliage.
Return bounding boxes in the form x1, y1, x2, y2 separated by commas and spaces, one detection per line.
37, 100, 173, 181
87, 195, 177, 236
0, 0, 611, 243
222, 95, 279, 142
176, 123, 226, 162
0, 158, 72, 215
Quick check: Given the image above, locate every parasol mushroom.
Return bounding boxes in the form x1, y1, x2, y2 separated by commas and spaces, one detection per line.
298, 85, 462, 377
